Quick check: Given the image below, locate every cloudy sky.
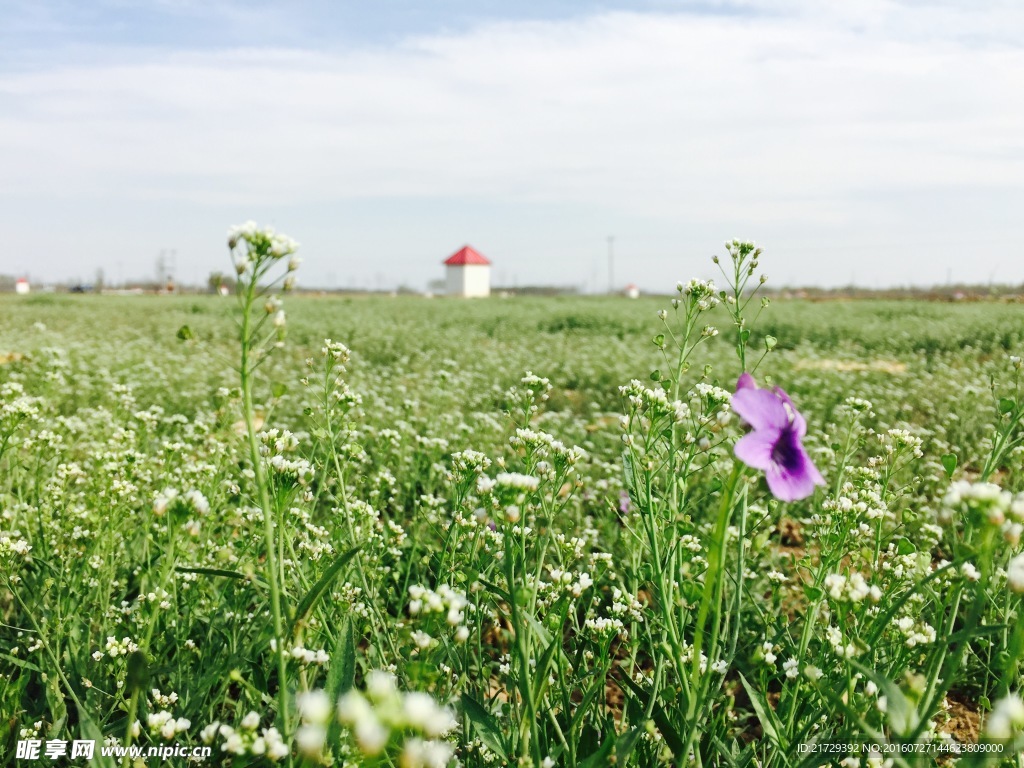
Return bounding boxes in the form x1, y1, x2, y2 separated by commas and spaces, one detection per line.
1, 0, 1022, 291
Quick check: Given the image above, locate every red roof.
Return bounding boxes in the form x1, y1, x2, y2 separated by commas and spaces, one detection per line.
444, 246, 490, 266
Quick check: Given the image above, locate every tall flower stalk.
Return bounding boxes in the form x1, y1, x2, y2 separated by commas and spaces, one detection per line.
228, 221, 300, 750
624, 241, 820, 762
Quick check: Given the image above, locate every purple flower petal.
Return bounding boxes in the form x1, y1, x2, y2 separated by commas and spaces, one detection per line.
734, 430, 779, 471
732, 388, 789, 432
764, 428, 824, 501
732, 374, 825, 502
765, 462, 819, 502
773, 386, 807, 437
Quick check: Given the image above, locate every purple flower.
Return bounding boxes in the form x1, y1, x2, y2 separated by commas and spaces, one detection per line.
731, 373, 824, 502
618, 490, 632, 515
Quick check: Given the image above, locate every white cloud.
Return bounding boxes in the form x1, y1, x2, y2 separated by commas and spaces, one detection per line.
1, 1, 1022, 286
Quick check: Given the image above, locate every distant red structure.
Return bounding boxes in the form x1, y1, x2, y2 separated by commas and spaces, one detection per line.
444, 246, 491, 267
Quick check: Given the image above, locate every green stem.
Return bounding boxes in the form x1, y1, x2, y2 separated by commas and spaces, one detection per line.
240, 277, 292, 754
680, 465, 742, 761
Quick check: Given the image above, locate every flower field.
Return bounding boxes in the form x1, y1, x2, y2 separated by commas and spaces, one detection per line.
1, 234, 1023, 767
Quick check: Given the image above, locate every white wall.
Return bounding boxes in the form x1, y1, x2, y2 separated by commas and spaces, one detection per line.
446, 264, 490, 297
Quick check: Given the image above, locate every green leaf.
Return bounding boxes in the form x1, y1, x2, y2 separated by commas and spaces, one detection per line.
76, 708, 116, 768
764, 334, 778, 350
125, 651, 149, 694
326, 618, 356, 701
477, 577, 512, 604
804, 585, 823, 602
176, 324, 194, 341
0, 653, 42, 672
460, 694, 508, 761
848, 661, 918, 738
619, 674, 685, 757
614, 727, 644, 763
650, 368, 662, 381
652, 334, 665, 348
531, 601, 571, 707
578, 732, 616, 768
288, 547, 359, 636
46, 677, 68, 736
739, 673, 784, 749
999, 397, 1016, 414
895, 537, 917, 555
940, 453, 957, 478
271, 382, 288, 398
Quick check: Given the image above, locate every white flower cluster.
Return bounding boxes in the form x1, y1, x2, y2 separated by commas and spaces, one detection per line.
618, 380, 691, 425
289, 643, 329, 666
609, 587, 644, 621
449, 449, 491, 477
942, 480, 1021, 523
986, 692, 1024, 740
147, 710, 190, 740
321, 339, 351, 364
150, 688, 178, 708
227, 221, 299, 259
822, 480, 888, 524
547, 567, 593, 598
0, 532, 31, 558
893, 615, 937, 648
837, 396, 875, 417
259, 428, 300, 456
200, 711, 289, 761
152, 488, 209, 516
678, 278, 720, 312
494, 472, 540, 492
508, 429, 586, 467
823, 572, 882, 603
1, 382, 42, 425
408, 584, 469, 628
267, 455, 315, 486
93, 635, 139, 661
585, 616, 626, 638
519, 371, 552, 399
336, 671, 457, 765
504, 371, 553, 417
941, 480, 1024, 544
1007, 552, 1024, 593
824, 625, 860, 659
692, 382, 733, 408
879, 428, 924, 459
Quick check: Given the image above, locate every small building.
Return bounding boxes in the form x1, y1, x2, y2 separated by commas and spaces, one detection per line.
15, 278, 29, 295
444, 246, 491, 298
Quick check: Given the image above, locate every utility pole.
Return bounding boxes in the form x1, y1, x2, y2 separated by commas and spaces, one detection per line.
607, 236, 615, 294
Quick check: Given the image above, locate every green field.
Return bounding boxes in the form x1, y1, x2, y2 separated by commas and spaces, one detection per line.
2, 285, 1023, 766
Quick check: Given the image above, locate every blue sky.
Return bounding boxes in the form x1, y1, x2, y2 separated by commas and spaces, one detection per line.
1, 0, 1022, 290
